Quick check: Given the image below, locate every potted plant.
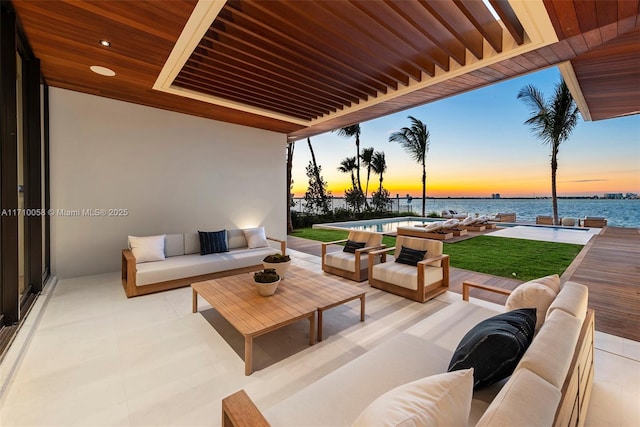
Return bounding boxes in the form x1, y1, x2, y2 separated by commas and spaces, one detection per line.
253, 268, 281, 296
262, 253, 292, 278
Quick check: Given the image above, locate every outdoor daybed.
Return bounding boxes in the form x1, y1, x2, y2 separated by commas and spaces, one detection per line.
222, 275, 594, 427
121, 228, 286, 298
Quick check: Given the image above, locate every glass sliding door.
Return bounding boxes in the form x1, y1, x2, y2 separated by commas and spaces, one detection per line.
0, 4, 49, 354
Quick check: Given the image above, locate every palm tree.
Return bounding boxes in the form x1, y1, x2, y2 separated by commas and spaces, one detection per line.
360, 147, 374, 207
518, 80, 579, 225
389, 116, 430, 217
337, 156, 358, 189
370, 151, 387, 192
334, 124, 363, 194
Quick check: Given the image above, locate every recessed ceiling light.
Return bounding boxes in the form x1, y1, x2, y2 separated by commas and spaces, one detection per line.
90, 65, 116, 77
100, 40, 111, 47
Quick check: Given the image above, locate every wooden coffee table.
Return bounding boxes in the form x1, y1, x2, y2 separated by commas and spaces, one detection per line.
192, 265, 366, 375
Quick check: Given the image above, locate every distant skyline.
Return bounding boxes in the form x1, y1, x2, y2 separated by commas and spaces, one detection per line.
291, 67, 640, 198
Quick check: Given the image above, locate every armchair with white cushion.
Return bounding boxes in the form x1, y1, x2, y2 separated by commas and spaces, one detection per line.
321, 231, 385, 282
367, 236, 450, 303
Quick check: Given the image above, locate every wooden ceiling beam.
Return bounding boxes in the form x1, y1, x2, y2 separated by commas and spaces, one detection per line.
277, 0, 409, 88
305, 1, 425, 81
382, 0, 464, 70
420, 0, 484, 60
222, 3, 390, 98
178, 64, 340, 114
196, 37, 377, 101
211, 14, 377, 100
174, 78, 317, 121
174, 73, 329, 119
454, 0, 503, 53
489, 0, 525, 45
188, 50, 359, 108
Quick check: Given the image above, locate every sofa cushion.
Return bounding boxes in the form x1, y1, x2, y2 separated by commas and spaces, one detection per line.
164, 234, 184, 257
371, 262, 442, 291
475, 368, 561, 427
546, 281, 589, 322
351, 369, 474, 427
505, 282, 557, 331
395, 245, 427, 266
343, 240, 366, 253
184, 233, 200, 254
348, 230, 383, 249
325, 251, 371, 273
226, 228, 247, 249
135, 246, 277, 286
515, 309, 582, 389
243, 227, 269, 249
448, 308, 536, 389
198, 230, 228, 255
530, 274, 562, 294
128, 235, 166, 264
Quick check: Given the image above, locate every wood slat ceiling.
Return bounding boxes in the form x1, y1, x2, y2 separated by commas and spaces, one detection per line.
10, 0, 640, 141
543, 0, 640, 121
172, 0, 523, 122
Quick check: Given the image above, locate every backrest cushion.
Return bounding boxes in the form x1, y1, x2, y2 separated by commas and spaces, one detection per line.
227, 229, 248, 249
198, 230, 228, 255
164, 234, 184, 257
475, 368, 561, 427
505, 282, 557, 331
243, 227, 269, 249
546, 281, 589, 322
184, 233, 200, 254
128, 235, 166, 264
448, 308, 536, 389
515, 309, 582, 389
348, 231, 383, 248
352, 369, 474, 427
531, 274, 561, 294
396, 236, 443, 267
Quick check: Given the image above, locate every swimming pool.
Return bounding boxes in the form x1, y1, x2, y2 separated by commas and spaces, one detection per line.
312, 216, 598, 245
313, 216, 441, 233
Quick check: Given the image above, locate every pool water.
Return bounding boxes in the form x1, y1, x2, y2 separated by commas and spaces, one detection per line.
314, 217, 442, 233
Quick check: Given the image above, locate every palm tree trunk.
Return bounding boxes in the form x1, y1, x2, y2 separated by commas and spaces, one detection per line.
286, 141, 294, 234
307, 138, 326, 207
355, 136, 362, 194
364, 167, 371, 208
421, 161, 426, 217
551, 143, 559, 225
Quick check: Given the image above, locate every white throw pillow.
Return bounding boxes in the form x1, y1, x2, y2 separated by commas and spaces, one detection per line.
243, 227, 268, 249
506, 282, 557, 331
351, 369, 474, 427
128, 235, 166, 264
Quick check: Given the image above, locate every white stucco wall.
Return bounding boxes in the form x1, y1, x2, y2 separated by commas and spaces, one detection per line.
49, 88, 287, 278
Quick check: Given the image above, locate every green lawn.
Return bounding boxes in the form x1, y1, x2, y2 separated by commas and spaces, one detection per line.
290, 228, 583, 282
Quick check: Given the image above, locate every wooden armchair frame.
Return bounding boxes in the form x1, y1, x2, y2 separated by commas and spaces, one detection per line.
368, 246, 450, 303
321, 238, 385, 282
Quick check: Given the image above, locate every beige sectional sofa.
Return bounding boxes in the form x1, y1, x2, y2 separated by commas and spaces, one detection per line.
222, 277, 594, 427
121, 228, 286, 298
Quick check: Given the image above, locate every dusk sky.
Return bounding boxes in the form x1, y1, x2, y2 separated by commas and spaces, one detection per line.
291, 66, 640, 198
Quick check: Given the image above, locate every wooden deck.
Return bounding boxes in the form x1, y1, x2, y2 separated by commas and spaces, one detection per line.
562, 227, 640, 342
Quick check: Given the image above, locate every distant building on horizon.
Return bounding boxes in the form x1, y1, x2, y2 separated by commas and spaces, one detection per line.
491, 193, 500, 199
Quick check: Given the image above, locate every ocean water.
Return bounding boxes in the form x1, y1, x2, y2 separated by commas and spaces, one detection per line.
292, 198, 640, 228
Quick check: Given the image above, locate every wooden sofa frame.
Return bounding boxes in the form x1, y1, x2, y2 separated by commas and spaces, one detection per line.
463, 281, 595, 427
221, 281, 595, 427
321, 239, 385, 282
121, 237, 286, 298
366, 246, 450, 303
